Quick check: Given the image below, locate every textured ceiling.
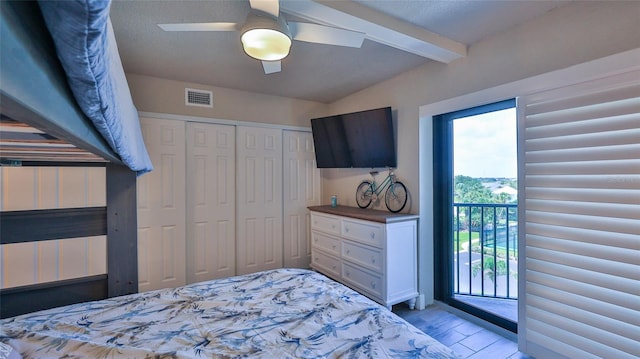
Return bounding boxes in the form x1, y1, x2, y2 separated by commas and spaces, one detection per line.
110, 0, 570, 104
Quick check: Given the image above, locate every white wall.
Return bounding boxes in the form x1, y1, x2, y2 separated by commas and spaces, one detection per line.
126, 74, 330, 128
321, 0, 640, 305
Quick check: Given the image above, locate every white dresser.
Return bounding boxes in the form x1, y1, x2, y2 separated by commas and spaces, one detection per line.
308, 205, 419, 309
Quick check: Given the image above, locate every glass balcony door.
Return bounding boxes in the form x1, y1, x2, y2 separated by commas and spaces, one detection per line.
433, 99, 518, 332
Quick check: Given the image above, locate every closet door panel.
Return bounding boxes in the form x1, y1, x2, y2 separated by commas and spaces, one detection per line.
236, 126, 282, 275
283, 130, 321, 268
186, 122, 235, 283
137, 117, 186, 292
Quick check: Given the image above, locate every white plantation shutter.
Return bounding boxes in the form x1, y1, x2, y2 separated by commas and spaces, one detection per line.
521, 70, 640, 358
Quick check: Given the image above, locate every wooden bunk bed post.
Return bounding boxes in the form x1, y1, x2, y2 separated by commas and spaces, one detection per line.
106, 163, 138, 297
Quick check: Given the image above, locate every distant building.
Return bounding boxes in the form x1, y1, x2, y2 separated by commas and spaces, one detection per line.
493, 186, 517, 196
480, 181, 518, 202
492, 185, 517, 202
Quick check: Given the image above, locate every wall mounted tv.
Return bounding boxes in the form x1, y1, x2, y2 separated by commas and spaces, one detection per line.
310, 107, 396, 168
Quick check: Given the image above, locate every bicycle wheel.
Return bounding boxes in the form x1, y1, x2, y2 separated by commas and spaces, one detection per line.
385, 181, 408, 213
355, 181, 373, 208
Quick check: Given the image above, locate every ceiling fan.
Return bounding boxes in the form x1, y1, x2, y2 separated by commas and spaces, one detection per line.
158, 0, 366, 74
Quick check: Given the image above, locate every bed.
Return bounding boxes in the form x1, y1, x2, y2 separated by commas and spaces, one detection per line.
1, 1, 459, 358
1, 268, 459, 358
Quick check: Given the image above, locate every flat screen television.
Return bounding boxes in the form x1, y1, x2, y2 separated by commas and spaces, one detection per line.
310, 107, 396, 168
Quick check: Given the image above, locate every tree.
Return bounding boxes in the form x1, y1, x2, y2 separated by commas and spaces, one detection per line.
454, 176, 494, 230
497, 192, 512, 203
454, 175, 493, 203
472, 256, 517, 285
454, 175, 518, 232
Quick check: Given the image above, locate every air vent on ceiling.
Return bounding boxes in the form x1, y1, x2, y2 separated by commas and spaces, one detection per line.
185, 88, 213, 108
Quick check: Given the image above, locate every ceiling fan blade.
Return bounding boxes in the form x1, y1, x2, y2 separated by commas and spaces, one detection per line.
158, 23, 238, 32
288, 22, 365, 48
249, 0, 279, 18
261, 61, 281, 74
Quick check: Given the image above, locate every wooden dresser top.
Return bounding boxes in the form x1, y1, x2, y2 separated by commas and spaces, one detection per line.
308, 205, 418, 224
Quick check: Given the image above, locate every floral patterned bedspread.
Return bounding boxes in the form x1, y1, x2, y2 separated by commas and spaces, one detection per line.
1, 268, 459, 358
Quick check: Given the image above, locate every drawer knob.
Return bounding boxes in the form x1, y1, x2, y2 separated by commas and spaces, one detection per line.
345, 227, 349, 232
332, 265, 336, 270
370, 232, 375, 239
332, 224, 336, 229
371, 258, 376, 264
346, 249, 350, 255
346, 271, 350, 277
332, 245, 336, 250
371, 282, 376, 289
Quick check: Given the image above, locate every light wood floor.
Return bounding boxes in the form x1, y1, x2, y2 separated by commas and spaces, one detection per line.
393, 304, 532, 359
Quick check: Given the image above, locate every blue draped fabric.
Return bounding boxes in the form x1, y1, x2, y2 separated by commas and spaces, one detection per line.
37, 0, 152, 174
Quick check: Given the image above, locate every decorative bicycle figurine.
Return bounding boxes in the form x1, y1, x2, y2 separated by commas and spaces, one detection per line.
355, 168, 408, 213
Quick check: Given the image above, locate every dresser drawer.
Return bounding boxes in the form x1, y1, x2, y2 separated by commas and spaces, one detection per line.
342, 219, 384, 248
342, 240, 383, 273
342, 262, 383, 299
311, 250, 341, 278
311, 231, 340, 256
311, 213, 341, 235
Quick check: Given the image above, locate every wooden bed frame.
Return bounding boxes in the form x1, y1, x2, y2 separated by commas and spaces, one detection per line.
0, 163, 137, 319
0, 1, 138, 319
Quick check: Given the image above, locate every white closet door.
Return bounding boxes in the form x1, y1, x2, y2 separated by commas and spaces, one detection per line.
236, 126, 283, 275
186, 122, 236, 283
283, 130, 321, 268
137, 117, 186, 292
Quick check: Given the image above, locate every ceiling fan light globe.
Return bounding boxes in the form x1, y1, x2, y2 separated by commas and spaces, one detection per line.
241, 28, 291, 61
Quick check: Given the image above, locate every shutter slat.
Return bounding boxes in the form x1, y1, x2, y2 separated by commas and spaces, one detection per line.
526, 187, 639, 205
525, 159, 640, 175
526, 128, 640, 151
525, 70, 640, 105
526, 210, 640, 235
527, 269, 640, 312
528, 293, 640, 346
526, 325, 600, 359
526, 198, 639, 220
527, 318, 626, 359
525, 113, 639, 139
526, 144, 640, 163
527, 257, 639, 297
527, 222, 638, 250
527, 246, 640, 280
525, 175, 640, 189
526, 74, 640, 112
527, 304, 639, 358
526, 91, 640, 120
527, 233, 639, 265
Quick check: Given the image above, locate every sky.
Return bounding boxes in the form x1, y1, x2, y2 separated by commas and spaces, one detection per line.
453, 108, 517, 178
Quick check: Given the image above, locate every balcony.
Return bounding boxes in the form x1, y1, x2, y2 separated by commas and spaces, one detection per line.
453, 203, 518, 322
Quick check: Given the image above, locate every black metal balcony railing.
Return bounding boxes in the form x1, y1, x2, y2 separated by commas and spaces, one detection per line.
453, 203, 518, 300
